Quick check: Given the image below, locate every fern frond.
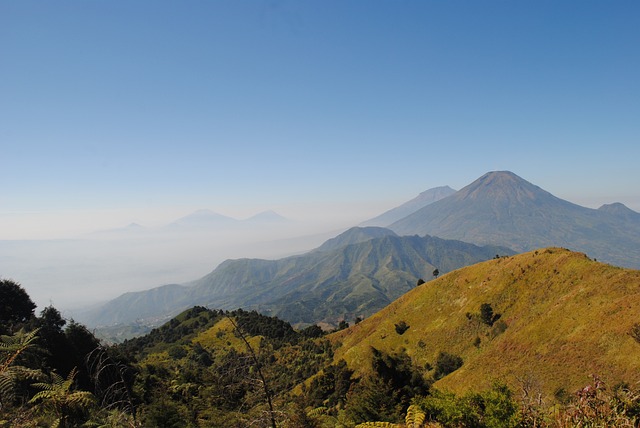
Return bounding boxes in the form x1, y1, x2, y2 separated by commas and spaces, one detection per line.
29, 389, 56, 404
307, 406, 329, 417
405, 404, 426, 427
355, 422, 402, 428
0, 329, 39, 373
67, 390, 96, 409
0, 365, 43, 403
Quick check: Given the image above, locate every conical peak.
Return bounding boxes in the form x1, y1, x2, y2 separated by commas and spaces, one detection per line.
456, 171, 547, 202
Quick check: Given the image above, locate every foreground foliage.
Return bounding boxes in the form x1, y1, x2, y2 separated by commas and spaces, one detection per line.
3, 264, 640, 427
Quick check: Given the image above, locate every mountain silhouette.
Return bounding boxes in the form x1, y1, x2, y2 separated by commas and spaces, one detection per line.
361, 186, 456, 227
389, 171, 640, 268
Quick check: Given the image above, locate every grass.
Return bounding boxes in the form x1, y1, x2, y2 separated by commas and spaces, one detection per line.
330, 248, 640, 400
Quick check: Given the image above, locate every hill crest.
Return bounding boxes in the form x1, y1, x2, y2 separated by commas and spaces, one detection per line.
331, 247, 640, 399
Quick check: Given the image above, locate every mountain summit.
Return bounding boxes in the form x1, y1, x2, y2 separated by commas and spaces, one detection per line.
389, 171, 640, 268
454, 170, 551, 202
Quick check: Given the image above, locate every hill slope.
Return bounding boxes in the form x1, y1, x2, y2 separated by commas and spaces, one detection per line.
187, 234, 512, 325
389, 171, 640, 269
313, 226, 398, 252
331, 247, 640, 399
83, 230, 513, 328
361, 186, 456, 227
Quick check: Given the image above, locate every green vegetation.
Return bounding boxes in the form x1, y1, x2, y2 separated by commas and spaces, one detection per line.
479, 303, 500, 326
3, 247, 640, 426
86, 231, 514, 328
0, 279, 36, 333
331, 248, 640, 399
395, 321, 410, 335
433, 352, 463, 380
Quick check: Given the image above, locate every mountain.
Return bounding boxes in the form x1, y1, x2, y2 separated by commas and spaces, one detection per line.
598, 202, 640, 222
244, 210, 291, 224
165, 209, 292, 230
361, 186, 456, 227
84, 283, 189, 326
82, 229, 513, 328
313, 226, 398, 252
88, 222, 147, 235
330, 247, 640, 399
167, 209, 238, 228
388, 171, 640, 269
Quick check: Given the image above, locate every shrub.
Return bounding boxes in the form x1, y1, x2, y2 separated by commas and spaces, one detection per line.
394, 321, 409, 335
433, 352, 463, 380
480, 303, 495, 326
630, 323, 640, 344
489, 320, 508, 339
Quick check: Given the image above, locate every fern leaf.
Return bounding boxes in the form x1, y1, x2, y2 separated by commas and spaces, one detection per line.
405, 404, 426, 427
29, 390, 55, 404
355, 422, 401, 428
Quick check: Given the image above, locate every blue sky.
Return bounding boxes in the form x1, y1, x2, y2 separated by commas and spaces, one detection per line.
2, 0, 639, 239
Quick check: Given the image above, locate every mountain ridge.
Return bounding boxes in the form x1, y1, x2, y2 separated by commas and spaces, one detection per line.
361, 185, 456, 227
389, 171, 640, 268
82, 229, 513, 329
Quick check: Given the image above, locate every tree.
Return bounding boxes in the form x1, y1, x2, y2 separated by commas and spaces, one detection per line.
299, 324, 324, 339
480, 303, 501, 327
433, 352, 463, 380
227, 315, 277, 428
62, 320, 101, 391
36, 306, 69, 375
0, 279, 36, 332
39, 306, 66, 333
480, 303, 495, 326
394, 321, 409, 335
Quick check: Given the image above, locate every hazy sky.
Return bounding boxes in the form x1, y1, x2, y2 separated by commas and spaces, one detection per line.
2, 0, 639, 239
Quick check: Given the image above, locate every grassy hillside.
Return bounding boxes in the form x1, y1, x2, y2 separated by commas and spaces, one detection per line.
331, 247, 640, 399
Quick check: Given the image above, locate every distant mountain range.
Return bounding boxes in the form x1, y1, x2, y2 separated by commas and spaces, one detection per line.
167, 209, 291, 229
388, 171, 640, 269
82, 227, 512, 329
90, 209, 292, 237
83, 170, 640, 334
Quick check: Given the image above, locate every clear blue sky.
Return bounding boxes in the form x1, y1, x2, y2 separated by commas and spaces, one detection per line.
2, 0, 639, 238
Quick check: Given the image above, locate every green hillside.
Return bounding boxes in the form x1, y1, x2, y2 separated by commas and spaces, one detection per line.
9, 252, 639, 427
84, 231, 513, 329
331, 247, 640, 399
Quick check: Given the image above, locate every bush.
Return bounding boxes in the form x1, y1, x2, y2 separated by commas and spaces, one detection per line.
394, 321, 409, 335
433, 352, 463, 380
480, 303, 495, 326
489, 320, 508, 339
168, 345, 187, 360
418, 383, 518, 428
